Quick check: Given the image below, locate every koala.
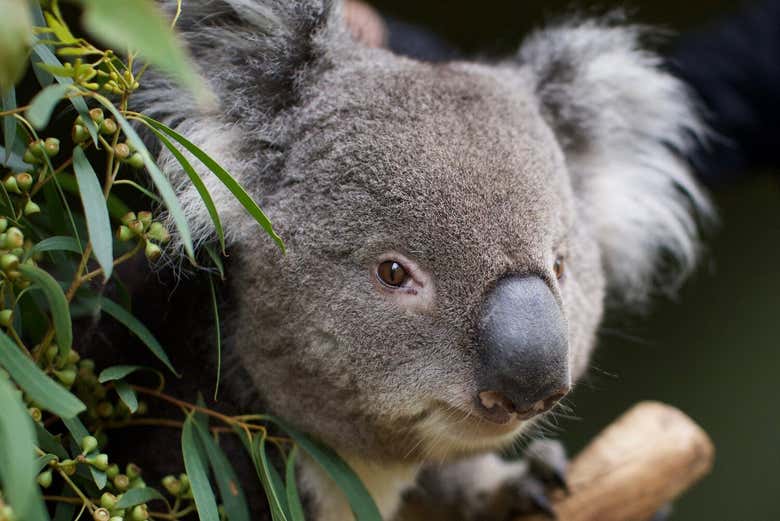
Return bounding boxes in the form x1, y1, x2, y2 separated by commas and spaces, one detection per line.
126, 1, 711, 519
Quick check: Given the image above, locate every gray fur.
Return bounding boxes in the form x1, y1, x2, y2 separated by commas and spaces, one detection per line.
136, 1, 710, 519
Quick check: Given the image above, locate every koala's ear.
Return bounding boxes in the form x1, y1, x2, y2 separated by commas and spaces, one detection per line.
139, 0, 344, 122
518, 17, 713, 307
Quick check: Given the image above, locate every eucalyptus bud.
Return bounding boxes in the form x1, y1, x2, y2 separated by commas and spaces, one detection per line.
114, 143, 130, 160
128, 220, 144, 236
5, 227, 23, 249
54, 368, 77, 387
129, 504, 148, 521
97, 401, 114, 417
81, 435, 99, 454
127, 152, 144, 169
126, 463, 142, 480
86, 453, 109, 471
137, 211, 152, 230
0, 505, 16, 521
106, 463, 120, 479
15, 173, 32, 191
161, 475, 181, 496
72, 124, 89, 144
36, 469, 53, 488
44, 137, 60, 157
100, 118, 118, 136
144, 241, 161, 261
59, 459, 77, 475
28, 407, 42, 422
45, 345, 59, 362
0, 217, 7, 233
116, 225, 133, 242
3, 176, 20, 194
89, 108, 105, 125
92, 508, 111, 521
178, 473, 190, 492
24, 201, 41, 216
0, 310, 12, 327
0, 254, 18, 272
121, 212, 137, 225
113, 473, 130, 492
67, 350, 80, 364
100, 492, 118, 509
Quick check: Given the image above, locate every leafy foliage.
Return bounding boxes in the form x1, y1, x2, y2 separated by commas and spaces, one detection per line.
0, 1, 382, 520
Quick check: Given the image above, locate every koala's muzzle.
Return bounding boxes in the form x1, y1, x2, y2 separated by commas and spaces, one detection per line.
475, 276, 570, 423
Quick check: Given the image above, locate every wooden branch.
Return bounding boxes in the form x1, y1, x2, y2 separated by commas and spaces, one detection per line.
517, 401, 715, 521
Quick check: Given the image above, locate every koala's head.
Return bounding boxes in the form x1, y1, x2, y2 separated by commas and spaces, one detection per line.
141, 1, 710, 461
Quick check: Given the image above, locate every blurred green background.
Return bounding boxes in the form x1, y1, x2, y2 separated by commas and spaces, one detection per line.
366, 1, 779, 519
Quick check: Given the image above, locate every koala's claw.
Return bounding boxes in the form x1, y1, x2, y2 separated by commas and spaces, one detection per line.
526, 439, 570, 493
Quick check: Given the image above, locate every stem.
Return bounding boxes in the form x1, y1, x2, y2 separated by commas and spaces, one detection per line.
80, 240, 143, 284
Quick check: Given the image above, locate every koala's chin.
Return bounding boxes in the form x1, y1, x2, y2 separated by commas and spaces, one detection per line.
140, 0, 712, 519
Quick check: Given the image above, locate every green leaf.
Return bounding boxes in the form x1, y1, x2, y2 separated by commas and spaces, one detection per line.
115, 379, 138, 413
43, 12, 78, 44
72, 147, 113, 279
182, 414, 220, 521
114, 486, 166, 509
25, 236, 83, 260
192, 419, 251, 521
208, 275, 222, 400
0, 145, 32, 172
95, 96, 195, 261
0, 332, 85, 418
82, 296, 177, 375
97, 364, 143, 383
34, 424, 69, 460
30, 39, 99, 146
140, 116, 285, 253
1, 87, 17, 164
269, 417, 382, 521
285, 446, 306, 521
18, 264, 72, 354
79, 0, 211, 106
0, 375, 50, 521
252, 435, 289, 521
28, 2, 53, 87
144, 122, 224, 252
54, 172, 130, 221
26, 83, 71, 129
52, 486, 76, 521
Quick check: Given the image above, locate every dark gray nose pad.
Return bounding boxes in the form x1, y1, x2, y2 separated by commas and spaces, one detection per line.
476, 275, 570, 423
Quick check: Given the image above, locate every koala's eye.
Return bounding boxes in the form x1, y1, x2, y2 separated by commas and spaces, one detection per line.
554, 256, 565, 280
377, 260, 409, 287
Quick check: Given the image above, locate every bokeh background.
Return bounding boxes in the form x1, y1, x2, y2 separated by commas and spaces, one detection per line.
364, 1, 779, 519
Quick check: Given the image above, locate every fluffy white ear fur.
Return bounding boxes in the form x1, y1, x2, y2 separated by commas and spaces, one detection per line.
519, 18, 713, 306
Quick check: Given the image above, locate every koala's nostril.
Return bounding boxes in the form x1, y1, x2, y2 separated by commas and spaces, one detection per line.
477, 386, 569, 424
479, 390, 516, 413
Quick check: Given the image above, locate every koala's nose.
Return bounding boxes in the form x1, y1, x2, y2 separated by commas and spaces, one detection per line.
475, 275, 570, 423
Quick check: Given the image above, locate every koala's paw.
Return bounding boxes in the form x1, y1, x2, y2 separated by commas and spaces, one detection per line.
471, 440, 569, 521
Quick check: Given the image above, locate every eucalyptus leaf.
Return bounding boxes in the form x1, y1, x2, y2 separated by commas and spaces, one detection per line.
115, 379, 138, 413
0, 145, 32, 172
28, 1, 53, 87
114, 486, 166, 508
182, 414, 220, 521
25, 235, 82, 260
208, 275, 222, 400
1, 87, 17, 164
0, 375, 50, 521
26, 83, 71, 129
82, 296, 177, 375
252, 435, 289, 521
0, 332, 85, 418
72, 147, 113, 279
54, 172, 130, 221
269, 417, 382, 521
145, 122, 225, 252
62, 415, 107, 489
192, 419, 251, 521
141, 116, 284, 252
285, 446, 306, 521
19, 264, 72, 354
98, 364, 144, 383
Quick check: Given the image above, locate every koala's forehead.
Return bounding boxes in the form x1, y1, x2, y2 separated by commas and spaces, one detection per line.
289, 53, 572, 254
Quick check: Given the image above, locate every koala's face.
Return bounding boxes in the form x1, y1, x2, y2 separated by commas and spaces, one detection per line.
154, 0, 708, 463
228, 57, 605, 460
